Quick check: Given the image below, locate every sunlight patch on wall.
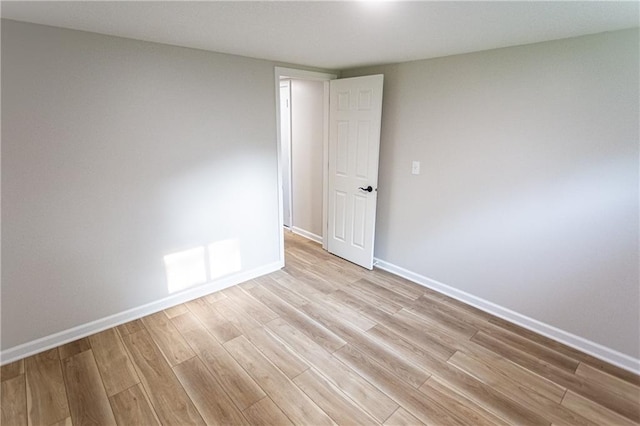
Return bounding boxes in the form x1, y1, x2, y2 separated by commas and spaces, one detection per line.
209, 239, 242, 279
163, 247, 207, 294
164, 239, 242, 294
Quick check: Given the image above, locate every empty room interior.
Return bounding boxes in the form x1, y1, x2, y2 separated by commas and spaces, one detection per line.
1, 1, 639, 425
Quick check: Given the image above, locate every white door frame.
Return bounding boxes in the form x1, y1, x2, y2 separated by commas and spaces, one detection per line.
274, 67, 337, 262
279, 80, 293, 228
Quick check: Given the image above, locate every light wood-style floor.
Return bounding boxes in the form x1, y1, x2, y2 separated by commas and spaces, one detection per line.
2, 231, 639, 426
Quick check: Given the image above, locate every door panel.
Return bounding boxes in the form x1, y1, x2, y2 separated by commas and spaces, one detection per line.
352, 195, 367, 248
356, 121, 371, 178
327, 75, 384, 269
333, 191, 347, 241
336, 121, 349, 175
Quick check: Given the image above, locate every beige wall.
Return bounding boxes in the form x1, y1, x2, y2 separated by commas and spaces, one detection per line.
1, 20, 282, 351
343, 29, 640, 359
291, 79, 324, 239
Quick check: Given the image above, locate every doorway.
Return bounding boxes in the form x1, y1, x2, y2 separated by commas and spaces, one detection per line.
281, 78, 324, 241
274, 67, 337, 261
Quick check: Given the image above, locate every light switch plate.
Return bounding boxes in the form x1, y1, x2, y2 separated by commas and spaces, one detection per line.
412, 161, 420, 175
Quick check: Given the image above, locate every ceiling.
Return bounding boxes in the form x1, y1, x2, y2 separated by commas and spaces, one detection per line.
2, 1, 638, 70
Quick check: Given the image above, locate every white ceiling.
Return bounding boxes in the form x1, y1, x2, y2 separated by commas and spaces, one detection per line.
2, 1, 638, 70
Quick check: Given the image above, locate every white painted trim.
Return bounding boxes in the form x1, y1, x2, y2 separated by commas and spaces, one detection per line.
279, 79, 293, 229
291, 226, 323, 244
373, 257, 640, 375
322, 80, 330, 250
275, 67, 337, 82
274, 70, 286, 267
0, 261, 283, 365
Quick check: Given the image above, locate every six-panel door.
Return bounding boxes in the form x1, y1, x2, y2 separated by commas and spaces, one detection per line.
327, 75, 384, 269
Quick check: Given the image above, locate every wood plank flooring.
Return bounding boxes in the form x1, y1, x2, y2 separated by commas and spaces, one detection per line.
2, 231, 639, 425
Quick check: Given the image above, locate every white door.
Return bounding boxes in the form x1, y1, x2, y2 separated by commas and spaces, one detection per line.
279, 81, 292, 228
327, 75, 384, 269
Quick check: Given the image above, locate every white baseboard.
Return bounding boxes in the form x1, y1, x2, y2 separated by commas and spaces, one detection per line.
0, 261, 283, 365
373, 257, 640, 375
291, 227, 322, 244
